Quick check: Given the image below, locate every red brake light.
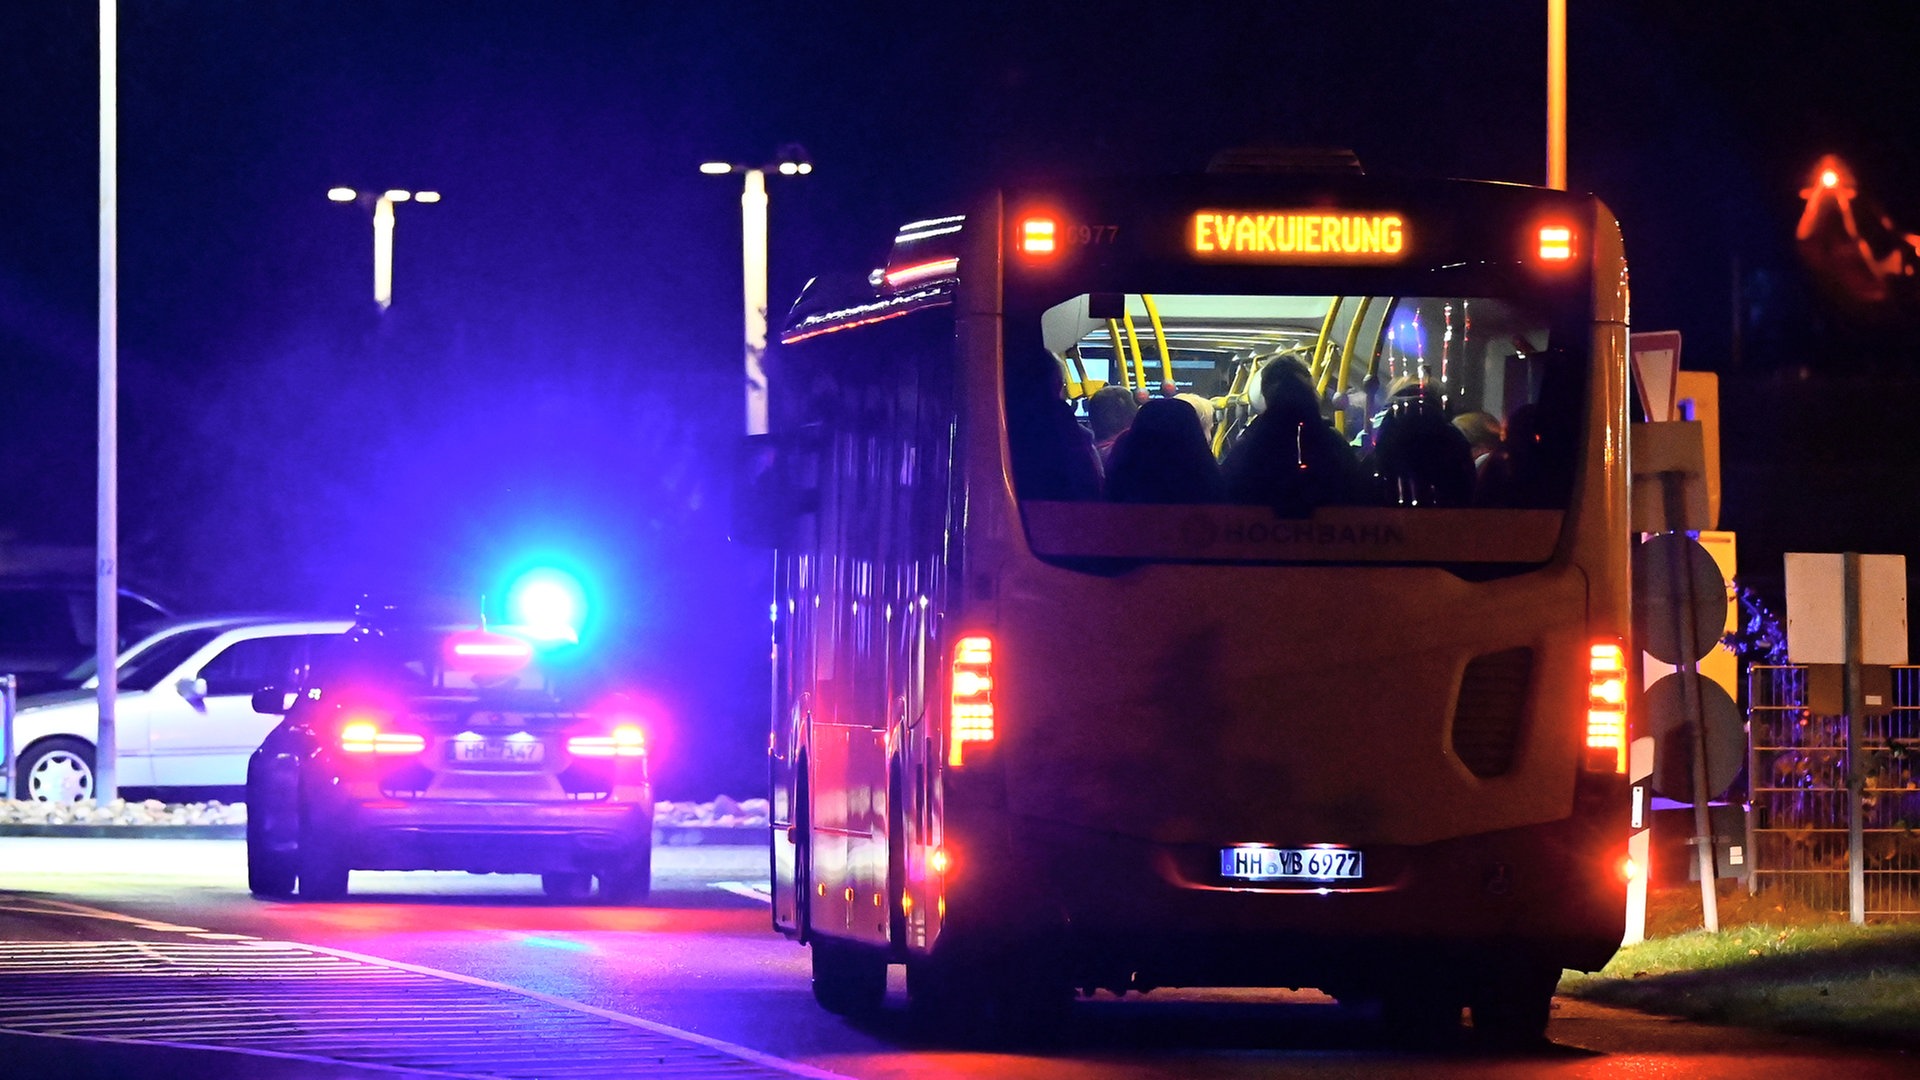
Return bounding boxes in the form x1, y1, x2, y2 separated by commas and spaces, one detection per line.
1586, 642, 1627, 773
568, 724, 646, 758
948, 635, 995, 767
340, 716, 425, 755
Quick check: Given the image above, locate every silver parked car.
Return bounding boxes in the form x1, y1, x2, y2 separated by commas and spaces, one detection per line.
9, 615, 351, 802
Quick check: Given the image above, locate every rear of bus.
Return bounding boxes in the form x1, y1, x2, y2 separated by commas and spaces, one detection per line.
936, 174, 1630, 1019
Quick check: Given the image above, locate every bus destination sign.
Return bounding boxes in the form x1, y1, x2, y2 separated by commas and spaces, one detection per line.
1190, 210, 1407, 263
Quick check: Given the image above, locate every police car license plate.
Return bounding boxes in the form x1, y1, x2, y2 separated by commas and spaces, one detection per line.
452, 739, 545, 764
1220, 845, 1362, 881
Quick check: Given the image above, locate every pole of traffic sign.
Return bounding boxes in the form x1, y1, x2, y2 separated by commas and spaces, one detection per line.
1843, 552, 1866, 925
1662, 468, 1719, 932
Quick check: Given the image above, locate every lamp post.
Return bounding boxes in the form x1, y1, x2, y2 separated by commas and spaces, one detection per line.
701, 145, 812, 435
328, 187, 441, 310
1546, 0, 1566, 190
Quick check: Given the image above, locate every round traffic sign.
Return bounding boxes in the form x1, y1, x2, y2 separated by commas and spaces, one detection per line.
1643, 671, 1745, 802
1633, 533, 1728, 665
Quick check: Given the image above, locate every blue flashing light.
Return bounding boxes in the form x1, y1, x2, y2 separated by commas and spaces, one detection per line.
506, 567, 588, 642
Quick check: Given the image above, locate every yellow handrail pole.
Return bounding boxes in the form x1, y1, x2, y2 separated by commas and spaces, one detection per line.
1066, 345, 1089, 398
1309, 297, 1343, 387
1142, 293, 1174, 396
1214, 353, 1259, 455
1105, 319, 1131, 389
1121, 309, 1146, 395
1328, 297, 1374, 433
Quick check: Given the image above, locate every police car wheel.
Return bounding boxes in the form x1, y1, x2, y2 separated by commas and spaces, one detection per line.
541, 872, 593, 900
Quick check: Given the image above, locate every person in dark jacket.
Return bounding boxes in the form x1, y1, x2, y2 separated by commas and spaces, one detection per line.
1105, 397, 1224, 504
1366, 378, 1476, 507
1222, 355, 1362, 515
1005, 350, 1102, 501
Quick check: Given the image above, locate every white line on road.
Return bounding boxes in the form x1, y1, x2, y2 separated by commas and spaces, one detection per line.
2, 896, 847, 1079
712, 880, 773, 904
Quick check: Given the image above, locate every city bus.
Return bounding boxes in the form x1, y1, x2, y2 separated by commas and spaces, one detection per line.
738, 157, 1631, 1044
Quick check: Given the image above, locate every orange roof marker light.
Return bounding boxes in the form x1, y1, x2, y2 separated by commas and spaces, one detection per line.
1019, 216, 1057, 255
1538, 224, 1575, 262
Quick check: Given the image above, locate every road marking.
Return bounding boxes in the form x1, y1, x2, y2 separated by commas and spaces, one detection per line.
0, 898, 205, 934
0, 897, 847, 1079
712, 880, 773, 904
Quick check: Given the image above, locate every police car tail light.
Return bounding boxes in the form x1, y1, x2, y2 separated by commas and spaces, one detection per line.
948, 635, 995, 767
1586, 641, 1627, 774
567, 724, 646, 758
340, 717, 426, 755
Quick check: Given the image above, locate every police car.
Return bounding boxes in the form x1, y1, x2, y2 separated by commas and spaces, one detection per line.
243, 606, 653, 904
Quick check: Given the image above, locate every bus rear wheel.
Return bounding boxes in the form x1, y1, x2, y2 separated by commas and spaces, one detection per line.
811, 938, 887, 1016
907, 943, 1072, 1047
1468, 961, 1561, 1049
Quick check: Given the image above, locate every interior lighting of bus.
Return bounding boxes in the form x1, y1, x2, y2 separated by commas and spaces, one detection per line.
340, 719, 426, 755
884, 257, 960, 289
1019, 216, 1057, 254
567, 724, 647, 758
1538, 225, 1575, 261
1586, 642, 1628, 773
1189, 211, 1406, 262
948, 635, 995, 767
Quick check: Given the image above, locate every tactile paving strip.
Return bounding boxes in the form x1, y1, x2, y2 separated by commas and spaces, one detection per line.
0, 940, 838, 1079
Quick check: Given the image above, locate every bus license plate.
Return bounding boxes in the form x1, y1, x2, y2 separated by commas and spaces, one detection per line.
453, 739, 544, 764
1220, 846, 1362, 881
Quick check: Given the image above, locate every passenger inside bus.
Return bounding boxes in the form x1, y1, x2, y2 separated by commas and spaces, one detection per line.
1105, 397, 1223, 504
1365, 376, 1477, 507
1006, 349, 1103, 501
1175, 392, 1217, 444
1220, 355, 1362, 515
1086, 385, 1138, 470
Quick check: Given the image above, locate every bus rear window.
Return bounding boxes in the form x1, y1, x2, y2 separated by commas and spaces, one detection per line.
1006, 293, 1583, 518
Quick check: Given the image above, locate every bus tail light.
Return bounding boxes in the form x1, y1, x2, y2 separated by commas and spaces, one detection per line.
340, 718, 426, 755
1586, 642, 1627, 773
948, 635, 995, 766
1538, 224, 1575, 262
1019, 216, 1057, 255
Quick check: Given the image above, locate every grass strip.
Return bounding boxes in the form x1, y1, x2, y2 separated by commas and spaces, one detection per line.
1561, 920, 1920, 1049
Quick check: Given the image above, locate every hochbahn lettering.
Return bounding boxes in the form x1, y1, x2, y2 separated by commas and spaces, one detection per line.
1182, 514, 1408, 549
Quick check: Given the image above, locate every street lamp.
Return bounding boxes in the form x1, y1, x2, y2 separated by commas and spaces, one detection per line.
328, 186, 442, 310
700, 145, 812, 435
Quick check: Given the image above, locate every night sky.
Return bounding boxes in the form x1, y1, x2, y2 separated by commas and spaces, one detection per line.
3, 2, 1917, 793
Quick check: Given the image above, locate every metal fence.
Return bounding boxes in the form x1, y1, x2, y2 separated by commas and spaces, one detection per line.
1748, 664, 1920, 919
